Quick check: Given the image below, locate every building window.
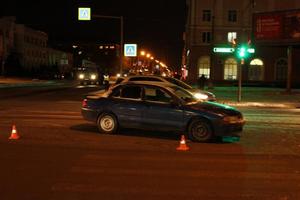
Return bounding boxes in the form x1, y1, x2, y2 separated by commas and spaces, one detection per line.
275, 58, 287, 81
228, 10, 237, 22
249, 59, 264, 81
197, 56, 210, 78
202, 32, 211, 43
228, 32, 237, 43
202, 10, 211, 22
224, 58, 237, 80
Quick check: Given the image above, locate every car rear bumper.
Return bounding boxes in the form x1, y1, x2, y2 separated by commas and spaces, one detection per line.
81, 108, 98, 122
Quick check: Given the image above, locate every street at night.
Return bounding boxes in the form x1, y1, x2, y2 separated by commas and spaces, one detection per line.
1, 0, 300, 199
0, 82, 300, 199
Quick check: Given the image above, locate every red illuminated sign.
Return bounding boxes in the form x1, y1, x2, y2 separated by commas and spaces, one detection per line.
255, 15, 282, 40
254, 9, 300, 43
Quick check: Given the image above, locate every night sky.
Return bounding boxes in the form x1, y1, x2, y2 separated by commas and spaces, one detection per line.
1, 0, 187, 68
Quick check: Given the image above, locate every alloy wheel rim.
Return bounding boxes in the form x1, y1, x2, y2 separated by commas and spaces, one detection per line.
100, 116, 114, 132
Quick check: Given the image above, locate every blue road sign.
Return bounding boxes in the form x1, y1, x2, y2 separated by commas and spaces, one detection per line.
124, 44, 137, 57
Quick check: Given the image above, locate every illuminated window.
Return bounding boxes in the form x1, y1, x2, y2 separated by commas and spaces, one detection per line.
197, 56, 210, 78
249, 59, 264, 81
224, 58, 237, 80
228, 32, 237, 43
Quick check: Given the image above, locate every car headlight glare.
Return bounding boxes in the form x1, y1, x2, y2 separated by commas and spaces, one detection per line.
194, 93, 208, 100
79, 74, 84, 79
90, 74, 97, 80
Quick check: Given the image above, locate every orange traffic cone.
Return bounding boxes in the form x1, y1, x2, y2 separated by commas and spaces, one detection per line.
176, 135, 189, 151
9, 125, 20, 140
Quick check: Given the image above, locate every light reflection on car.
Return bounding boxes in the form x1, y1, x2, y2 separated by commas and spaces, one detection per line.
81, 81, 244, 142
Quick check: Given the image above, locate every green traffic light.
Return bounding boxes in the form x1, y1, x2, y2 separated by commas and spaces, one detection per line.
238, 47, 246, 58
237, 46, 251, 59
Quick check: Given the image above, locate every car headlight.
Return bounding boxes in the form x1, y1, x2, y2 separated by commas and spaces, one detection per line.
90, 74, 97, 80
78, 74, 84, 79
223, 116, 245, 124
194, 93, 208, 100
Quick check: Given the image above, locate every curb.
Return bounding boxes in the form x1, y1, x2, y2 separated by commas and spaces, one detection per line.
221, 101, 300, 109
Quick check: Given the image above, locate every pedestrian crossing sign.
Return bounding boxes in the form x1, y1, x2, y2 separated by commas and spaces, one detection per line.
78, 7, 91, 21
124, 44, 137, 57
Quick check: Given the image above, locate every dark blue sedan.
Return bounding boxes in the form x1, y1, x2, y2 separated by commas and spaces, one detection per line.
81, 81, 245, 142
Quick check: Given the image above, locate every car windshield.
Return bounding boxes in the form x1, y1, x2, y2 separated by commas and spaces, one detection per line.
164, 77, 193, 89
168, 85, 199, 103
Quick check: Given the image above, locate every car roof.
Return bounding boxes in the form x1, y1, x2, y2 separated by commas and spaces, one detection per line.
123, 75, 166, 80
119, 80, 175, 88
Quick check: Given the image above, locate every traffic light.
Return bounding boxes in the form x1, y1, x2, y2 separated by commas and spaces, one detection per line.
236, 45, 255, 59
237, 46, 247, 59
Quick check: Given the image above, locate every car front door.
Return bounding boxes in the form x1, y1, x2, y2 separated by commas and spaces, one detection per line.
142, 86, 184, 132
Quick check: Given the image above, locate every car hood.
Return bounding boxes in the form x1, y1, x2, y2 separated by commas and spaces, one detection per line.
185, 101, 241, 116
188, 88, 215, 97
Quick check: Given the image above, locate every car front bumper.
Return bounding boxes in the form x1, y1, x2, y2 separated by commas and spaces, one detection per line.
214, 120, 245, 137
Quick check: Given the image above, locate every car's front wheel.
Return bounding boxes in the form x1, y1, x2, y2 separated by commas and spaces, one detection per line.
97, 113, 118, 134
188, 118, 213, 142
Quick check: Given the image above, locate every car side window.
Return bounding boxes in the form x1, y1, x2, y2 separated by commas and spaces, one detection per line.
110, 86, 121, 97
120, 86, 142, 99
144, 86, 172, 103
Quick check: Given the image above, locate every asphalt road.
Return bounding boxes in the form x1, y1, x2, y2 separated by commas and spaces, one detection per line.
0, 84, 300, 200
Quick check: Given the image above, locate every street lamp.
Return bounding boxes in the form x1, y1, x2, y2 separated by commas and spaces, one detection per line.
140, 51, 146, 56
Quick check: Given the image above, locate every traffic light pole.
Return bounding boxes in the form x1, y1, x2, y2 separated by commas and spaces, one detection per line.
237, 58, 244, 102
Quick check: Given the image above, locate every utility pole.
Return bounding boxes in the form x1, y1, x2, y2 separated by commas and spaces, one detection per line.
287, 46, 293, 93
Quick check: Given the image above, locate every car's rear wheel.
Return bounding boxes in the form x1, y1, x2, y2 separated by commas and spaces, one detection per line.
188, 118, 213, 142
97, 113, 118, 134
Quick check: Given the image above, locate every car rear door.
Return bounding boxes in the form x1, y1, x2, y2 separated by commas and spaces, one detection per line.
109, 85, 145, 128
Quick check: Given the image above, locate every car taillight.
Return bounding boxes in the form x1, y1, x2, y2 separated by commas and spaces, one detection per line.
82, 99, 88, 108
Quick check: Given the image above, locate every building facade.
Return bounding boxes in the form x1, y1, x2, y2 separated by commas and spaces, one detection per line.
14, 24, 49, 70
184, 0, 300, 86
0, 16, 73, 77
0, 17, 16, 75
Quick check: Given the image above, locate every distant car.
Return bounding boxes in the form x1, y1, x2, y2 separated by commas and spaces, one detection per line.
111, 75, 216, 101
77, 68, 102, 85
81, 81, 245, 142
